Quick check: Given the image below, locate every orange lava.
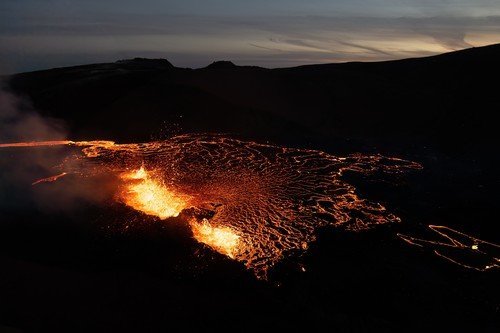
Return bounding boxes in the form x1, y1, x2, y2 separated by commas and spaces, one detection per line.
3, 136, 498, 278
0, 140, 115, 150
119, 166, 190, 219
10, 135, 475, 278
398, 225, 499, 271
0, 140, 73, 148
32, 172, 68, 185
191, 219, 241, 259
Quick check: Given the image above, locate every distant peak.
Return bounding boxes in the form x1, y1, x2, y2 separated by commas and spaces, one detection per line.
205, 61, 237, 69
115, 58, 174, 69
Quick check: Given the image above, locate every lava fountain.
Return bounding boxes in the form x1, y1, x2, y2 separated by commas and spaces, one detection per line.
119, 166, 190, 219
191, 219, 241, 259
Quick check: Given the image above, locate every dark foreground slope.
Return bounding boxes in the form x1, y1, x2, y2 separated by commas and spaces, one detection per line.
1, 45, 499, 332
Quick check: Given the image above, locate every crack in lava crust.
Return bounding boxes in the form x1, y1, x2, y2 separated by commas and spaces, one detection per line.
65, 134, 422, 278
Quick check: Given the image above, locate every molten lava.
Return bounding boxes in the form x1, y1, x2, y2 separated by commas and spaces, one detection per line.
398, 225, 499, 271
191, 219, 241, 259
0, 140, 73, 148
0, 135, 424, 278
4, 135, 496, 278
32, 172, 68, 185
119, 166, 190, 219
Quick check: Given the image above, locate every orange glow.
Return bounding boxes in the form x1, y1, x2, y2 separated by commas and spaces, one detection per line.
3, 136, 500, 280
32, 172, 68, 185
0, 140, 116, 149
191, 219, 241, 259
119, 166, 190, 219
0, 135, 429, 278
0, 140, 73, 148
398, 225, 499, 271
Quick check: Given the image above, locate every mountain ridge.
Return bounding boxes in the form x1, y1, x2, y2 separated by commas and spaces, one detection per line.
5, 43, 499, 159
9, 43, 500, 75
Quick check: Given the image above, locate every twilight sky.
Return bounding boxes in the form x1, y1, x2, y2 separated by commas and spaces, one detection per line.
1, 0, 499, 74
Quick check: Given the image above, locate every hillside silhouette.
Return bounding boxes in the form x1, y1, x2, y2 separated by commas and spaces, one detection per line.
7, 43, 500, 157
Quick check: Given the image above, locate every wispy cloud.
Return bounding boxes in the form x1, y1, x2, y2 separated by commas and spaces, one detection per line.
336, 41, 393, 56
248, 43, 283, 52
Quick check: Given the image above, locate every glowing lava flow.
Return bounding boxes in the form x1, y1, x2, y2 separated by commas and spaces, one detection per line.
32, 172, 68, 185
12, 134, 495, 278
4, 136, 498, 278
0, 140, 73, 148
119, 166, 190, 219
398, 225, 499, 271
0, 140, 115, 149
191, 219, 241, 259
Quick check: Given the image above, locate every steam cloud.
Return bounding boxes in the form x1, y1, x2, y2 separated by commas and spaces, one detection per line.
0, 82, 66, 142
0, 82, 112, 212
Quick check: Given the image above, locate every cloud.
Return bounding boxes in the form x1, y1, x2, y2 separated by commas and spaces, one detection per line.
0, 12, 499, 71
336, 41, 393, 56
248, 43, 283, 52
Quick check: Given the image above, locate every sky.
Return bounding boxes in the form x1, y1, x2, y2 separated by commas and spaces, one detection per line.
0, 0, 499, 74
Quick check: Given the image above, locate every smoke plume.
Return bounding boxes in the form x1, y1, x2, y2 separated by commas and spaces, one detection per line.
0, 82, 66, 142
0, 81, 113, 213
